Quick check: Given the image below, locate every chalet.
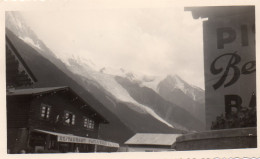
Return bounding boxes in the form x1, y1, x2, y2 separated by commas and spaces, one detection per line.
124, 133, 181, 152
6, 31, 119, 153
7, 86, 119, 153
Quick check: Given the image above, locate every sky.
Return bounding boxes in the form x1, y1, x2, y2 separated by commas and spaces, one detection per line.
21, 7, 205, 88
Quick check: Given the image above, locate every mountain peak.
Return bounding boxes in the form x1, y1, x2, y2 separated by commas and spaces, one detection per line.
158, 74, 204, 102
166, 74, 186, 83
164, 74, 186, 91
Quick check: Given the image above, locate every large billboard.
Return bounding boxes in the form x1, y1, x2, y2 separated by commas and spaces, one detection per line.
200, 6, 256, 129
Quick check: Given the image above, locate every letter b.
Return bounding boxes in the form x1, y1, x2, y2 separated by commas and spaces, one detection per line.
225, 95, 242, 118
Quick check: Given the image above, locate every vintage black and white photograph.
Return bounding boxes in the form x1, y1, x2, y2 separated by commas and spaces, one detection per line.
4, 1, 257, 156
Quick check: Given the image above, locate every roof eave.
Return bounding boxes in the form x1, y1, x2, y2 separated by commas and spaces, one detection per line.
185, 6, 255, 20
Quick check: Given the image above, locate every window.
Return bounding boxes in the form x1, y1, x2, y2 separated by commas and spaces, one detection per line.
40, 104, 51, 120
64, 111, 75, 125
83, 117, 95, 129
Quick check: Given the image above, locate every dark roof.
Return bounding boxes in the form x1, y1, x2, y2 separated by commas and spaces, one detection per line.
6, 34, 37, 83
7, 86, 108, 123
124, 133, 182, 146
7, 86, 67, 96
185, 6, 254, 20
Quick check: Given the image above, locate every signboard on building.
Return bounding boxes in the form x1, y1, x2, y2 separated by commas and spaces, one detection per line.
201, 6, 256, 129
57, 135, 119, 148
35, 129, 119, 148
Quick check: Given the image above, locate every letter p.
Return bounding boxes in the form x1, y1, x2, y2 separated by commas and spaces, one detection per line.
217, 27, 236, 49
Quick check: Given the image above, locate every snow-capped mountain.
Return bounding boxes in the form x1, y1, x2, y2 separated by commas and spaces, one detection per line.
65, 57, 174, 128
95, 65, 204, 105
65, 56, 205, 129
94, 65, 165, 93
159, 75, 204, 102
5, 12, 57, 60
6, 11, 205, 136
73, 59, 205, 107
158, 75, 205, 123
6, 12, 41, 50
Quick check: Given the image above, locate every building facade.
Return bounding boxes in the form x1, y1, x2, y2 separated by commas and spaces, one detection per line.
7, 86, 119, 153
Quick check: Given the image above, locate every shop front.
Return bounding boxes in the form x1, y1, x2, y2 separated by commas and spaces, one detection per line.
27, 129, 119, 153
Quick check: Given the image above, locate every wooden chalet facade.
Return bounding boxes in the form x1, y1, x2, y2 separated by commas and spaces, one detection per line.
6, 31, 119, 153
7, 87, 119, 153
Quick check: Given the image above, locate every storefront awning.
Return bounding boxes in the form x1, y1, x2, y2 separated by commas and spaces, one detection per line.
34, 129, 119, 148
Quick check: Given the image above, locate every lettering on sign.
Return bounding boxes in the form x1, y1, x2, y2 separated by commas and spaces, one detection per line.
57, 135, 119, 148
210, 52, 255, 90
216, 25, 254, 49
211, 24, 256, 117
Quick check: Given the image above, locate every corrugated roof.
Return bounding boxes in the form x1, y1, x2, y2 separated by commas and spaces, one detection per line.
124, 133, 182, 146
7, 86, 68, 96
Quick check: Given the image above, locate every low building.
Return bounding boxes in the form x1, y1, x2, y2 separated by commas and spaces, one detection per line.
124, 133, 181, 152
7, 86, 119, 153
